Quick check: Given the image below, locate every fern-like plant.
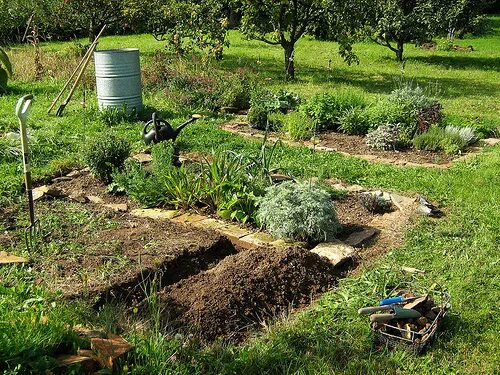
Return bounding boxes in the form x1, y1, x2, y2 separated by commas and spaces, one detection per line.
257, 181, 340, 243
0, 47, 13, 93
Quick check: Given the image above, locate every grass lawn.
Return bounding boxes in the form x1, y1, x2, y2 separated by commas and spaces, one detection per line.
1, 17, 499, 375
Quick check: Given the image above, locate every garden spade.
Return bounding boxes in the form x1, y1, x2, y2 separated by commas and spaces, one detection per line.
16, 94, 40, 251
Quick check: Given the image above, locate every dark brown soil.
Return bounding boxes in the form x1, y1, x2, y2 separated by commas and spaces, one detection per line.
317, 132, 454, 165
221, 121, 457, 166
159, 246, 336, 342
37, 210, 235, 303
335, 193, 378, 239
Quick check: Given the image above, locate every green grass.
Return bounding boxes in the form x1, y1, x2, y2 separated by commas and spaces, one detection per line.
1, 17, 499, 375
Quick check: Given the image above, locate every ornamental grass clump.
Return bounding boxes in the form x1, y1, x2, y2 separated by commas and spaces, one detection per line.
257, 181, 340, 243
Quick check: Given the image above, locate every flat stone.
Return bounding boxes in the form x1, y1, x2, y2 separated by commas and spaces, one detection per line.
346, 184, 366, 193
104, 203, 128, 212
87, 195, 104, 204
311, 240, 355, 267
52, 176, 73, 183
132, 153, 153, 164
91, 334, 133, 370
194, 218, 226, 230
55, 354, 100, 372
344, 228, 379, 247
217, 223, 253, 239
390, 193, 415, 211
73, 325, 107, 339
0, 251, 28, 265
270, 174, 294, 183
66, 169, 86, 178
69, 194, 88, 203
171, 213, 207, 224
482, 138, 500, 146
130, 208, 178, 220
270, 239, 306, 248
32, 185, 65, 201
239, 232, 276, 248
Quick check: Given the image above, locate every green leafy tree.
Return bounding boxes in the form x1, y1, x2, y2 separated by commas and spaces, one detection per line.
64, 0, 126, 41
136, 0, 230, 58
363, 0, 440, 62
0, 47, 12, 93
439, 0, 493, 39
237, 0, 357, 80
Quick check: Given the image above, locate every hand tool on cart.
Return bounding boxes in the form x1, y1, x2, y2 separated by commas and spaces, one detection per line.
16, 94, 40, 251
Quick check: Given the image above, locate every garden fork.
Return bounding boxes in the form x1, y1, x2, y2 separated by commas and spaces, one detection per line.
16, 94, 41, 251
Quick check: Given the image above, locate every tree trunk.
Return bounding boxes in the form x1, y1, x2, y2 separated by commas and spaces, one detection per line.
283, 43, 295, 81
89, 18, 95, 42
396, 40, 404, 62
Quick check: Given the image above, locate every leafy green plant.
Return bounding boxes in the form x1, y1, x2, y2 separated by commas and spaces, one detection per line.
303, 90, 367, 130
280, 111, 316, 141
98, 106, 137, 126
413, 125, 467, 155
384, 82, 439, 143
82, 133, 131, 183
338, 107, 371, 135
151, 141, 176, 176
112, 160, 168, 208
257, 181, 340, 242
444, 125, 478, 146
0, 47, 13, 93
248, 105, 270, 130
365, 123, 401, 150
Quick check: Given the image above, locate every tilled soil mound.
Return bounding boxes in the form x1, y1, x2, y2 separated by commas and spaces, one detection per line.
160, 246, 336, 341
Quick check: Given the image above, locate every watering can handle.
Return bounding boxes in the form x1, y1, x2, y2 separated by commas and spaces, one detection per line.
16, 94, 33, 123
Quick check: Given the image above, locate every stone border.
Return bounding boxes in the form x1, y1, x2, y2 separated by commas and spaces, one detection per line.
220, 120, 499, 169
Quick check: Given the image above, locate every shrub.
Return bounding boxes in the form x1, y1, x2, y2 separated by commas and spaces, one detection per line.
413, 125, 467, 155
417, 103, 443, 133
213, 73, 252, 109
384, 82, 439, 143
303, 89, 367, 130
112, 160, 167, 208
247, 105, 269, 130
338, 107, 371, 135
444, 125, 478, 146
280, 111, 316, 141
151, 141, 176, 176
257, 181, 340, 242
83, 133, 131, 183
366, 123, 401, 150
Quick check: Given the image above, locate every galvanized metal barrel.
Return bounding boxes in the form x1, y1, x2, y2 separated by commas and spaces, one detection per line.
94, 48, 143, 114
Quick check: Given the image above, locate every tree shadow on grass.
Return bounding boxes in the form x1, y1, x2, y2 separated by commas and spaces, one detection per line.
408, 55, 500, 72
217, 53, 499, 98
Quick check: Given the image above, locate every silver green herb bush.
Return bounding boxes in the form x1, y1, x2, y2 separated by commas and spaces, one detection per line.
257, 181, 340, 242
444, 125, 478, 146
365, 123, 401, 150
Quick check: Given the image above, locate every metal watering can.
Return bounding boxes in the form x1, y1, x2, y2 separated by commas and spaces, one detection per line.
143, 112, 202, 145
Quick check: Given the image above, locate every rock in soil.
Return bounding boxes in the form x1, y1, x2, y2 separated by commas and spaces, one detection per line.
159, 246, 336, 342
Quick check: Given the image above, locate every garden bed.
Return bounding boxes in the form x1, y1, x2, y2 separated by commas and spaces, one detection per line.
1, 169, 415, 341
221, 120, 485, 168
